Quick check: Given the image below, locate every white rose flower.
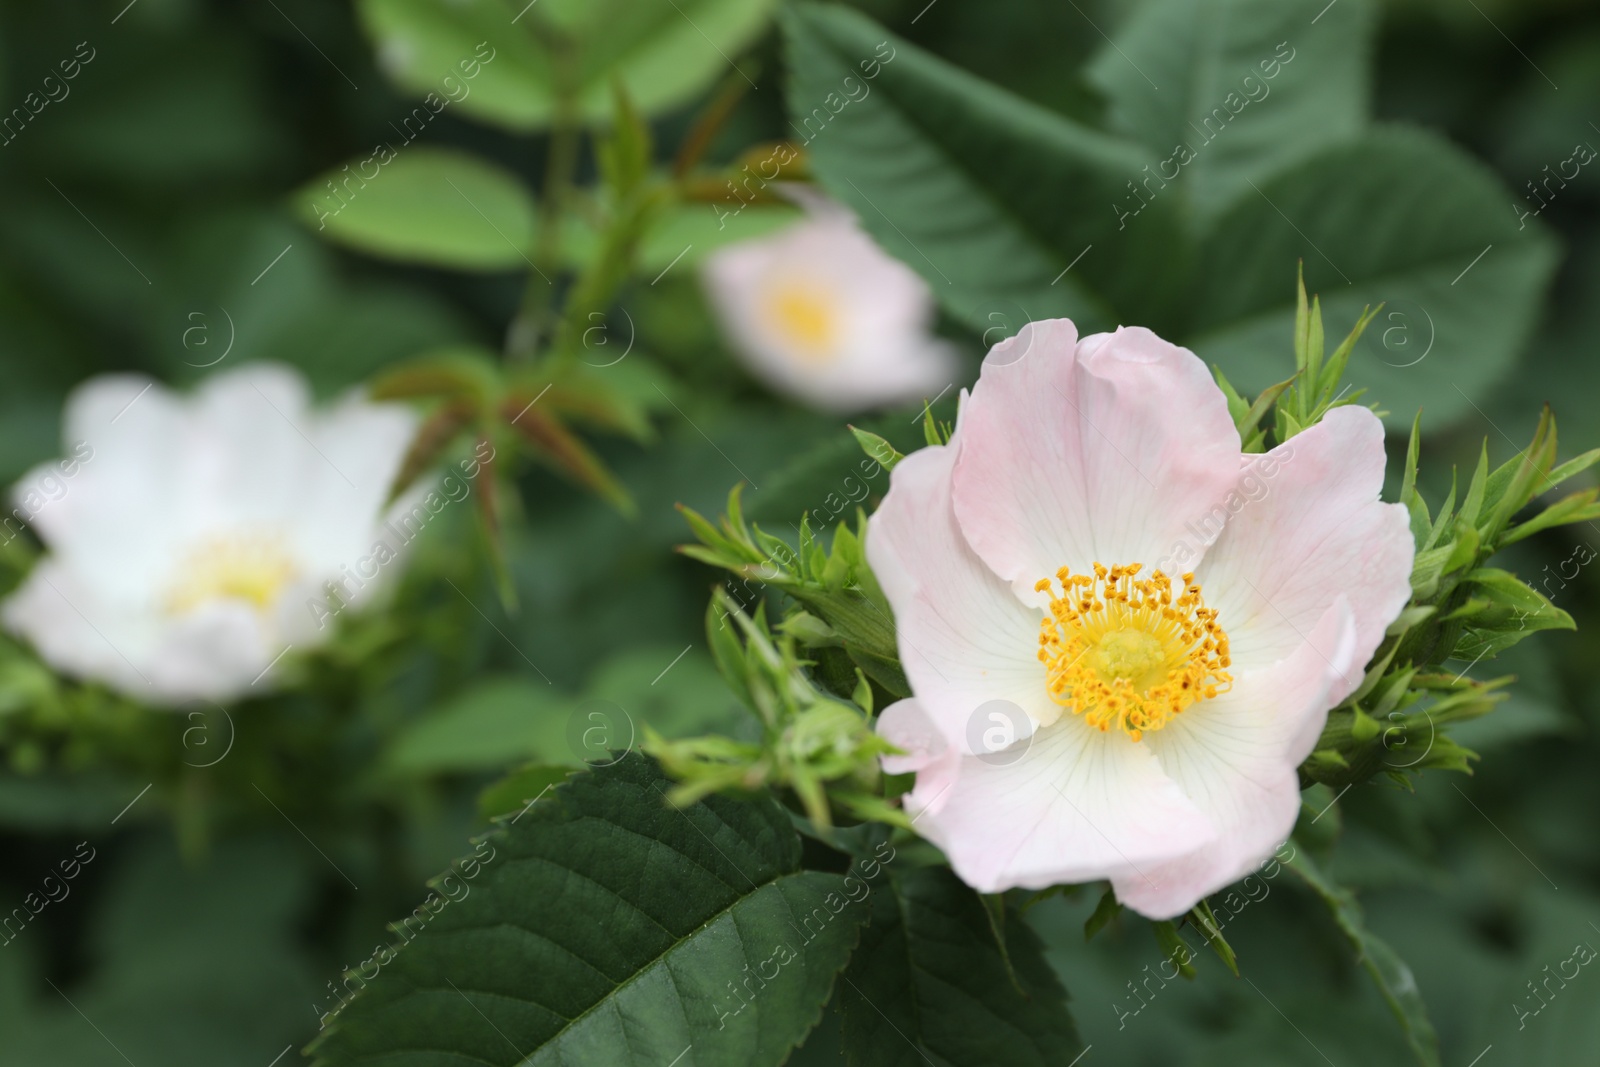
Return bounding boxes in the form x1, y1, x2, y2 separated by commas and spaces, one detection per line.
2, 363, 418, 705
701, 193, 959, 414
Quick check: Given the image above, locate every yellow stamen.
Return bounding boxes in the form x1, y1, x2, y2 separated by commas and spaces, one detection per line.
165, 532, 299, 615
1036, 563, 1231, 741
764, 280, 840, 363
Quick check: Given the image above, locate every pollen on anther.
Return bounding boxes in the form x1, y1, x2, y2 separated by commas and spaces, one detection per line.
1034, 562, 1232, 743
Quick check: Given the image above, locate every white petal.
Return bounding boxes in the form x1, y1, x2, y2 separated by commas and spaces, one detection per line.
2, 562, 156, 698
1196, 406, 1413, 696
146, 603, 276, 703
701, 210, 957, 414
1112, 598, 1359, 919
951, 323, 1242, 601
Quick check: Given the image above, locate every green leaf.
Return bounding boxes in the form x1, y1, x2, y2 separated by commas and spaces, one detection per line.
383, 676, 567, 774
1189, 899, 1240, 977
837, 865, 1084, 1067
1088, 0, 1373, 224
1191, 127, 1558, 431
1453, 567, 1575, 659
1286, 841, 1441, 1067
558, 0, 777, 124
849, 426, 904, 472
294, 147, 538, 271
358, 0, 555, 131
1152, 920, 1198, 980
1083, 885, 1122, 941
783, 3, 1190, 338
311, 755, 868, 1066
359, 0, 776, 131
477, 763, 578, 821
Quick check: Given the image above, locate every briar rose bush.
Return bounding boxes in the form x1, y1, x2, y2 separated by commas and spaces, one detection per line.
11, 1, 1600, 1067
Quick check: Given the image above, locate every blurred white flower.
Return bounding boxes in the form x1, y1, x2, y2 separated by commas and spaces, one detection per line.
701, 192, 958, 414
3, 363, 418, 705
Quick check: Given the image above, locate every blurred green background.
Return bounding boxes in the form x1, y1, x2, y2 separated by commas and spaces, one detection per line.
0, 0, 1598, 1064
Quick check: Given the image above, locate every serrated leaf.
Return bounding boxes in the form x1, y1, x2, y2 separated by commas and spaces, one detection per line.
1453, 567, 1575, 658
1088, 0, 1372, 224
784, 3, 1189, 338
838, 865, 1084, 1067
477, 763, 579, 821
311, 756, 868, 1067
1191, 128, 1558, 431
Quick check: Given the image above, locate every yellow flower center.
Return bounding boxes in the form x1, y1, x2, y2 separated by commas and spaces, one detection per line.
1036, 563, 1232, 741
763, 280, 840, 363
165, 532, 300, 615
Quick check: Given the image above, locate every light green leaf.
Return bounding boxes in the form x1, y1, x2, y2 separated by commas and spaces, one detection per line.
294, 148, 538, 271
309, 755, 868, 1067
358, 0, 555, 132
1089, 0, 1373, 224
564, 202, 801, 273
360, 0, 776, 131
477, 763, 578, 821
559, 0, 777, 123
383, 676, 567, 773
837, 865, 1083, 1066
1190, 127, 1558, 430
1452, 567, 1575, 659
849, 426, 904, 473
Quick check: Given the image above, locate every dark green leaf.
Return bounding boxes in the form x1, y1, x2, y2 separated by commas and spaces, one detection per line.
1083, 885, 1122, 941
1088, 0, 1373, 223
838, 865, 1084, 1067
1191, 128, 1558, 430
783, 3, 1190, 338
311, 755, 869, 1066
1286, 840, 1441, 1067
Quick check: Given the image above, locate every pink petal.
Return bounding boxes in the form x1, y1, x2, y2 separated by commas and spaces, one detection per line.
1196, 406, 1414, 697
951, 322, 1242, 601
911, 714, 1214, 893
1113, 597, 1360, 919
876, 699, 960, 818
864, 423, 1056, 750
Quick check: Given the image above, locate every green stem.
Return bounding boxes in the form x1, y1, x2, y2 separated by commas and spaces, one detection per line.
506, 22, 581, 363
